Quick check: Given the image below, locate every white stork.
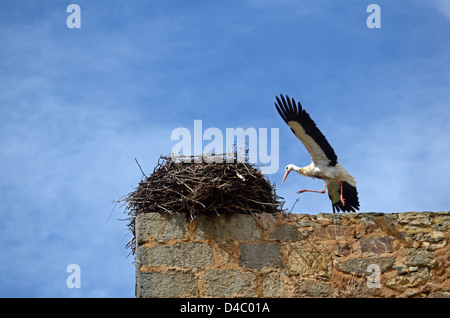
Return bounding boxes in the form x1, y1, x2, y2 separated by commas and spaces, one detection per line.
275, 94, 360, 213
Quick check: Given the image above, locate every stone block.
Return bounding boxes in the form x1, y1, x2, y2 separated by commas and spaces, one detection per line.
136, 271, 198, 297
203, 270, 256, 297
393, 265, 410, 275
312, 224, 354, 239
386, 268, 431, 292
432, 212, 450, 231
358, 214, 379, 233
262, 272, 284, 297
135, 212, 186, 244
267, 224, 307, 241
138, 242, 214, 268
405, 248, 436, 268
419, 231, 446, 250
359, 236, 394, 254
335, 242, 351, 257
316, 213, 347, 225
239, 243, 281, 269
286, 241, 332, 278
196, 214, 260, 241
371, 214, 399, 233
294, 279, 335, 298
336, 257, 394, 275
398, 213, 431, 226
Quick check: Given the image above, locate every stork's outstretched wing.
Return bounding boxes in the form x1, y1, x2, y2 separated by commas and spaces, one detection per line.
275, 94, 337, 166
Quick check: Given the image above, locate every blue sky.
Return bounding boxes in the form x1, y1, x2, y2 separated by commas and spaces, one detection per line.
1, 0, 449, 297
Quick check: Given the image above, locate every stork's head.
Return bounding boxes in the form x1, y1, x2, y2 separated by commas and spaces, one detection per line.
282, 164, 297, 183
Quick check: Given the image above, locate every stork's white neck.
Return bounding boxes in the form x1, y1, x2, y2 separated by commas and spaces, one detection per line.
287, 163, 315, 177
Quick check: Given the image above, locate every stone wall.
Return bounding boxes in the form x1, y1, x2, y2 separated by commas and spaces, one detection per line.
135, 211, 450, 298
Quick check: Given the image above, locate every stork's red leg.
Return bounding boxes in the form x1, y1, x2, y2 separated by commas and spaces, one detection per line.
297, 184, 327, 194
336, 179, 345, 206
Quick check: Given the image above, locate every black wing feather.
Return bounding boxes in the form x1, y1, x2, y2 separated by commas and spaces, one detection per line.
275, 94, 338, 166
331, 181, 360, 213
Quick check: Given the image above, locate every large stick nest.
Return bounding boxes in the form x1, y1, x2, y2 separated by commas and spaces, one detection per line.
120, 153, 285, 253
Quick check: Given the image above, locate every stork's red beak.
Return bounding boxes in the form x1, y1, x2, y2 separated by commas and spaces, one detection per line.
282, 170, 290, 184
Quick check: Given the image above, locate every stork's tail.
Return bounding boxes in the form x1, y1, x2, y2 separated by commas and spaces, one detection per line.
332, 181, 360, 213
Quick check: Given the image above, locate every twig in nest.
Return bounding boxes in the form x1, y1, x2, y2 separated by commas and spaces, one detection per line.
135, 158, 147, 178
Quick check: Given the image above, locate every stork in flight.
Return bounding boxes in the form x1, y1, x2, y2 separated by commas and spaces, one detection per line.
275, 94, 360, 213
